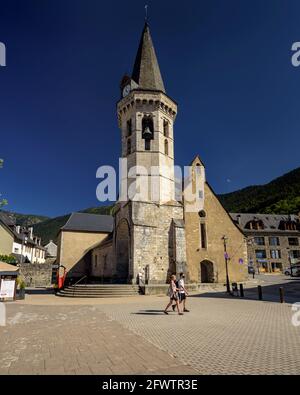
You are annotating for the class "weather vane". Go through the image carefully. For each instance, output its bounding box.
[145,5,148,22]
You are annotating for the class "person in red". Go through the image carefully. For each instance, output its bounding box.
[164,275,183,315]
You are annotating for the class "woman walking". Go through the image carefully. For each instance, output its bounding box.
[164,275,183,315]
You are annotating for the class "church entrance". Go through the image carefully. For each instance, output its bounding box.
[115,219,130,283]
[200,260,214,283]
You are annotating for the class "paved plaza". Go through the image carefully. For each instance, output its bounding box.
[0,275,300,375]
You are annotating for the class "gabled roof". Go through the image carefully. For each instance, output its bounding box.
[61,213,114,233]
[132,23,166,93]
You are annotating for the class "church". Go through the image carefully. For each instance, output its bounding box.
[57,23,248,292]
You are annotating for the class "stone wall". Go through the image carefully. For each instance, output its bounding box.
[19,263,53,287]
[57,230,109,277]
[184,158,248,284]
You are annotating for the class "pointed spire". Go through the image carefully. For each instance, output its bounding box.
[132,23,166,93]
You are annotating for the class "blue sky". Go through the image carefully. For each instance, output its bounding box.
[0,0,299,217]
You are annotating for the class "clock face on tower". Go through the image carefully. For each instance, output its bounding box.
[122,84,131,98]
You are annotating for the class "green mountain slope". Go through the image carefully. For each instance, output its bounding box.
[33,205,113,245]
[218,167,300,214]
[2,211,49,227]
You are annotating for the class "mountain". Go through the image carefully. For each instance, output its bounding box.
[1,211,49,227]
[218,167,300,214]
[5,167,300,246]
[33,205,113,245]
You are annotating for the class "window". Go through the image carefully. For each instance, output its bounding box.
[95,255,98,267]
[127,138,131,155]
[246,220,264,230]
[200,223,207,249]
[142,116,154,139]
[269,237,280,246]
[164,139,168,155]
[288,237,299,246]
[271,262,282,272]
[145,139,151,151]
[255,250,266,259]
[270,250,281,259]
[291,250,300,259]
[127,119,132,136]
[163,120,169,137]
[198,210,206,218]
[254,237,265,246]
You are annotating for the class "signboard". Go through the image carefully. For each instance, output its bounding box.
[0,280,16,300]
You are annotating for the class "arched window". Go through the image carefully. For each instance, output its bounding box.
[127,119,132,137]
[127,138,131,155]
[164,139,168,155]
[163,120,169,137]
[142,116,154,140]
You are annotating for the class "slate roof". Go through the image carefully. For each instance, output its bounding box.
[61,213,114,233]
[0,211,45,248]
[132,23,166,93]
[230,213,300,232]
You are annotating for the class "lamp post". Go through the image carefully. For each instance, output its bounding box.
[222,236,231,293]
[287,248,293,277]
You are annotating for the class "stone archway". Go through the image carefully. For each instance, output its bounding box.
[115,219,130,283]
[200,260,214,283]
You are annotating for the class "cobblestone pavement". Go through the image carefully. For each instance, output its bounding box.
[0,304,197,375]
[99,296,300,375]
[1,292,300,375]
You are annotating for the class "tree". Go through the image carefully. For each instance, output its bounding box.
[0,159,8,208]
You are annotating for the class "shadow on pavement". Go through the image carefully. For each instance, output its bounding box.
[132,309,166,315]
[25,288,55,295]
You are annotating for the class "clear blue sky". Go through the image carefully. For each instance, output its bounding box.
[0,0,299,217]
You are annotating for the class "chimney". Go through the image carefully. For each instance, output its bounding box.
[29,227,33,239]
[236,215,241,225]
[16,225,20,234]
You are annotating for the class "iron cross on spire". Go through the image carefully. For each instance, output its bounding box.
[145,5,149,23]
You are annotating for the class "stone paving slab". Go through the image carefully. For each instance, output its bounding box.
[98,296,300,375]
[0,304,197,375]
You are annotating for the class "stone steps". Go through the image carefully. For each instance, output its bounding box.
[57,284,141,298]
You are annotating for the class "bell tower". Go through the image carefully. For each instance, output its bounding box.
[118,23,177,204]
[114,23,186,285]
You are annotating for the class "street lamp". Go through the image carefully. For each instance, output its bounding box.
[222,236,231,293]
[286,247,293,278]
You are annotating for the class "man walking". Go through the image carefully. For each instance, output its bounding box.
[178,273,189,312]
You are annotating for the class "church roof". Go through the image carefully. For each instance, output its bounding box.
[61,213,113,233]
[132,23,166,93]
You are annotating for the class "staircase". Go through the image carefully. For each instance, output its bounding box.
[57,284,141,298]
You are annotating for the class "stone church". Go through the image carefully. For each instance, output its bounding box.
[57,23,248,290]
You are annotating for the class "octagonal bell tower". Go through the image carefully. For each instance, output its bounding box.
[113,23,186,285]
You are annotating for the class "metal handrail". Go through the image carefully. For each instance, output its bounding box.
[72,275,88,297]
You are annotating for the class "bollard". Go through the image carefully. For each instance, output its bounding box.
[279,287,285,304]
[258,285,263,300]
[240,284,244,298]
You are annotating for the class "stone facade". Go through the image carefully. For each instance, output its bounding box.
[19,263,53,287]
[184,158,248,284]
[230,213,300,273]
[57,230,109,278]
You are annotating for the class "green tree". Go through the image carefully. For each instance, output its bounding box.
[0,159,8,208]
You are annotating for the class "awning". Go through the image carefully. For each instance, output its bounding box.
[0,261,19,276]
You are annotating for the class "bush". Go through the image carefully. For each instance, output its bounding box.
[0,255,17,265]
